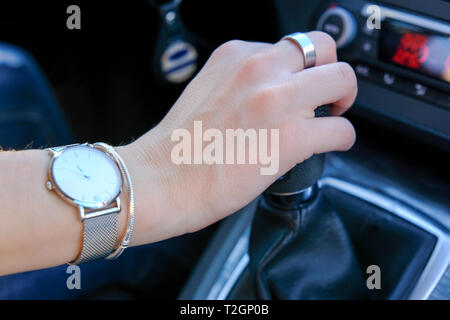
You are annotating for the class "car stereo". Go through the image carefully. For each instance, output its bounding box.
[379,20,449,83]
[315,0,450,149]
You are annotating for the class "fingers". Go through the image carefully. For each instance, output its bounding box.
[213,36,356,118]
[209,40,272,66]
[271,31,337,72]
[303,116,356,155]
[287,62,358,116]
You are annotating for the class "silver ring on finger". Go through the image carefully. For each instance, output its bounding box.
[281,32,316,69]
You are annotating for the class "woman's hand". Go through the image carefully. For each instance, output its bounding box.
[119,31,358,247]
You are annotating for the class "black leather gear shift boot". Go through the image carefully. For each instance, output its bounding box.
[245,187,436,300]
[249,191,369,299]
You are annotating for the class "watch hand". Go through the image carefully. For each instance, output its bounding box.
[56,167,90,179]
[76,164,91,179]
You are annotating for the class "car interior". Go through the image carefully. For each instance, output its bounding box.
[0,0,448,300]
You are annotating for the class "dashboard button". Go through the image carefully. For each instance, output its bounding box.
[403,81,427,97]
[382,72,396,86]
[353,64,372,78]
[321,15,344,40]
[358,38,378,57]
[413,83,428,97]
[372,71,409,92]
[317,7,357,49]
[403,81,439,104]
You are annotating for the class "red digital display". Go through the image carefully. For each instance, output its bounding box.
[380,21,450,83]
[391,32,429,70]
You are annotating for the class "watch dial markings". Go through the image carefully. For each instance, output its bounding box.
[53,146,121,206]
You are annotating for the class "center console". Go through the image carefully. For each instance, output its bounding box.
[179,0,450,300]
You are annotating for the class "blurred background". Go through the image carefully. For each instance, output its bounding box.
[0,0,280,145]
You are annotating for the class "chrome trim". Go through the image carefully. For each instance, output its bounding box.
[361,3,450,35]
[207,177,449,300]
[318,177,450,300]
[79,198,121,221]
[215,254,249,300]
[207,225,251,300]
[269,184,316,198]
[428,265,450,299]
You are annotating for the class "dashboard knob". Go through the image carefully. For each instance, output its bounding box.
[316,6,357,49]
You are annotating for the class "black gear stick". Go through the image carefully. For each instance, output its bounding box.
[180,103,438,300]
[265,104,328,206]
[247,105,369,299]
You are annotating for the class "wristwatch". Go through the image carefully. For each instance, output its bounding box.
[45,142,123,265]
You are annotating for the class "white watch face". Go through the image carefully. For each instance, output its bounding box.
[51,145,122,208]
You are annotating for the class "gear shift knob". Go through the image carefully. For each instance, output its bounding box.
[265,105,329,198]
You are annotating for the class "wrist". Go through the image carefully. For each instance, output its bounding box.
[115,141,176,247]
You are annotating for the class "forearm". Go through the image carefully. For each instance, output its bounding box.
[0,145,169,276]
[0,149,83,274]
